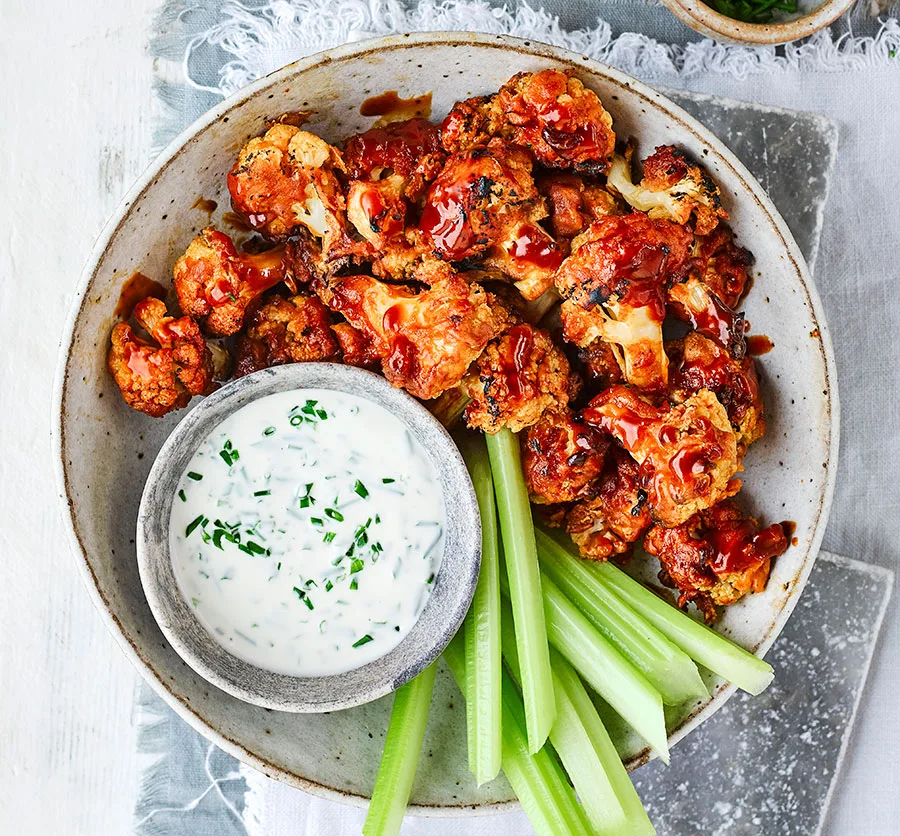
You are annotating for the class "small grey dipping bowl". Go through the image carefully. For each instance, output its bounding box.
[136,363,481,713]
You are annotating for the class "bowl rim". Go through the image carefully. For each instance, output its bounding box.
[52,30,840,815]
[136,363,481,713]
[660,0,856,45]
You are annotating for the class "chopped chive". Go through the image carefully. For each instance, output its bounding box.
[353,480,369,498]
[352,634,374,648]
[254,489,271,497]
[350,577,359,590]
[350,557,365,574]
[187,472,203,481]
[219,451,233,466]
[316,409,327,420]
[305,579,318,588]
[212,529,227,550]
[191,597,200,607]
[323,532,336,544]
[325,508,344,522]
[293,587,315,610]
[185,515,204,537]
[298,497,312,509]
[238,544,253,555]
[178,489,187,502]
[375,514,381,524]
[345,543,355,558]
[290,415,303,426]
[277,562,282,570]
[246,541,266,555]
[263,426,276,436]
[381,477,395,484]
[310,517,324,526]
[325,580,334,592]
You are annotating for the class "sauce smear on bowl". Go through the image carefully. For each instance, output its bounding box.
[169,389,445,677]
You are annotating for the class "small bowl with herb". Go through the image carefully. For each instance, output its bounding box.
[136,362,481,712]
[661,0,854,44]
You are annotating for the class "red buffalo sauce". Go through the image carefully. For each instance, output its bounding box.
[191,196,218,213]
[382,304,416,378]
[684,290,741,350]
[202,230,286,306]
[747,335,774,355]
[115,272,167,319]
[498,325,536,400]
[123,341,161,380]
[345,118,441,179]
[419,176,476,258]
[360,91,432,122]
[508,225,563,272]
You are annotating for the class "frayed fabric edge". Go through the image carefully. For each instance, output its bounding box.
[181,0,900,97]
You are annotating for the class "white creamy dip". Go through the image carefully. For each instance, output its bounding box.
[169,388,445,677]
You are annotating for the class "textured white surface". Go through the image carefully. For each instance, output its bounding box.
[0,0,156,831]
[2,2,899,835]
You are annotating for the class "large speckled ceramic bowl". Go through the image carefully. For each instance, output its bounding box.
[53,32,838,813]
[137,363,480,713]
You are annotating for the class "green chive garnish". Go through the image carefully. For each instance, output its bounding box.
[353,480,369,498]
[188,472,203,481]
[352,634,374,648]
[185,515,204,537]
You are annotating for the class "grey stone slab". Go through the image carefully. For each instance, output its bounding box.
[665,89,839,271]
[632,552,893,835]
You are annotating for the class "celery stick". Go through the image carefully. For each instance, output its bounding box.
[536,527,707,706]
[539,530,774,694]
[501,566,669,762]
[362,664,437,836]
[459,433,503,785]
[443,633,592,836]
[500,600,633,834]
[485,428,555,753]
[553,655,656,836]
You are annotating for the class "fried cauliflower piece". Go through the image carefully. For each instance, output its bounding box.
[565,445,651,560]
[690,224,753,309]
[173,228,291,336]
[523,409,610,504]
[419,140,561,299]
[556,214,693,392]
[233,293,339,378]
[323,262,509,400]
[441,70,616,173]
[343,119,445,276]
[344,118,445,202]
[462,323,579,434]
[583,385,741,527]
[537,172,620,239]
[607,144,727,236]
[644,499,789,621]
[228,124,356,263]
[577,338,625,394]
[668,331,764,452]
[497,70,616,173]
[331,322,381,369]
[108,298,214,417]
[667,276,747,358]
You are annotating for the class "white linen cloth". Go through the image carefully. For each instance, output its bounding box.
[143,2,900,833]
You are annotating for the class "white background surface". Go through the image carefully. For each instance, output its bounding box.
[1,1,898,834]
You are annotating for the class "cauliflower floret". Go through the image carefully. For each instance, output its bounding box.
[565,445,651,561]
[667,276,747,358]
[644,499,789,622]
[555,213,692,392]
[462,324,580,434]
[173,227,290,336]
[228,124,358,268]
[419,140,561,300]
[497,70,616,173]
[583,385,741,527]
[322,262,509,400]
[668,331,764,453]
[607,144,727,236]
[108,298,214,417]
[523,409,610,504]
[440,70,616,174]
[233,293,339,378]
